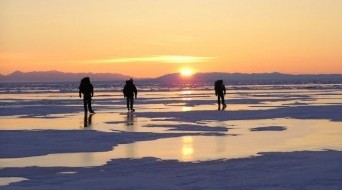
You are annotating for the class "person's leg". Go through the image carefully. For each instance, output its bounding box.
[88,99,94,113]
[221,94,227,109]
[217,95,221,109]
[83,99,88,113]
[221,94,226,106]
[130,96,134,111]
[126,97,130,110]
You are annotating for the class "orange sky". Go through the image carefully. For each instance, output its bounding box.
[1,0,342,77]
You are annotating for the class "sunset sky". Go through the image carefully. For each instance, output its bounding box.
[1,0,342,77]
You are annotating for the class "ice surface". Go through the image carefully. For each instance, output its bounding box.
[0,83,341,189]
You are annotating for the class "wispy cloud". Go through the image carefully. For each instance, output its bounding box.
[83,55,216,64]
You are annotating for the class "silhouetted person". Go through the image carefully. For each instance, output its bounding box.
[123,78,137,112]
[215,80,227,110]
[79,77,95,114]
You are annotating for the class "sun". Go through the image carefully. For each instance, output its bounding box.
[180,68,194,77]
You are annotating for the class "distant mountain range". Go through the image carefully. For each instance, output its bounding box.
[154,72,342,84]
[1,71,342,84]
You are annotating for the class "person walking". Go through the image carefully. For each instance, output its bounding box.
[123,78,137,112]
[215,79,227,110]
[79,77,95,114]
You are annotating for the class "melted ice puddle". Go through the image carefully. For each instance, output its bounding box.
[1,118,341,168]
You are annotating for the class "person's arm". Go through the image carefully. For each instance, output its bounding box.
[79,87,82,98]
[123,86,126,97]
[223,85,226,95]
[91,85,94,97]
[134,85,137,98]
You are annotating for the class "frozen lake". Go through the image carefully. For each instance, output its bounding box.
[0,84,341,189]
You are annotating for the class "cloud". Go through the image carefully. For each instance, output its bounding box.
[84,55,216,64]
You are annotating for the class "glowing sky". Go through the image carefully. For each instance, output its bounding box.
[1,0,341,77]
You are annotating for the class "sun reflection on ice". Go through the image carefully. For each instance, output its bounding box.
[181,91,193,95]
[182,136,194,161]
[181,91,193,101]
[182,107,192,112]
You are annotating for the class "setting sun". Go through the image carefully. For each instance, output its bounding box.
[180,68,195,77]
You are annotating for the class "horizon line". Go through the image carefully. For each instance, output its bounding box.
[1,70,342,78]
